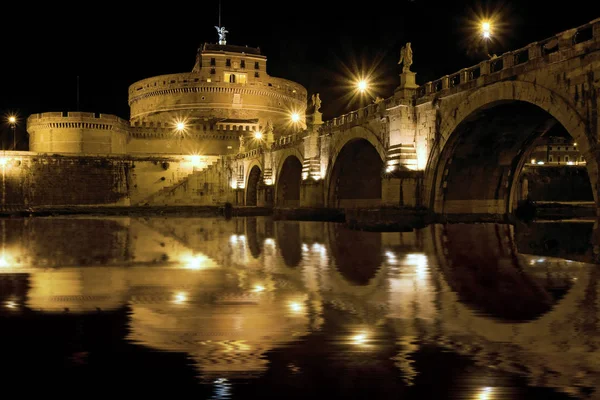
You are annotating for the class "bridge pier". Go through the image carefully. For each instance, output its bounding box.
[381,171,423,208]
[256,185,274,207]
[300,180,324,208]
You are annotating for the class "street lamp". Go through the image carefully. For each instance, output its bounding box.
[290,113,300,123]
[481,20,492,39]
[7,116,16,151]
[357,79,369,94]
[254,130,263,140]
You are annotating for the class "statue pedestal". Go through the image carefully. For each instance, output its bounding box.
[399,71,418,89]
[395,71,418,100]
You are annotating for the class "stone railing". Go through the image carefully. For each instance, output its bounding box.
[323,102,383,129]
[272,133,303,148]
[235,147,264,160]
[415,17,600,99]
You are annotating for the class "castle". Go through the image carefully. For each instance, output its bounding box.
[27,33,308,157]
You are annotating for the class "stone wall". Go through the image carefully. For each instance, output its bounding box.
[0,153,228,208]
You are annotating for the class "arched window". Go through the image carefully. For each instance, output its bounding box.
[565,155,569,162]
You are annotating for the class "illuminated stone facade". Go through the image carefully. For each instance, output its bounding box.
[28,112,129,154]
[26,42,307,157]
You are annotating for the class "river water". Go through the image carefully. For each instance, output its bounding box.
[0,216,598,398]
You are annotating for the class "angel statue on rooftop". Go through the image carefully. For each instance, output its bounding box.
[215,26,228,45]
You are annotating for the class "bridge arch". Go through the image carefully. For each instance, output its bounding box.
[245,161,262,206]
[325,126,386,208]
[426,80,598,214]
[275,150,303,207]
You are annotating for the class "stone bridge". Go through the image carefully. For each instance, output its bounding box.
[231,17,600,218]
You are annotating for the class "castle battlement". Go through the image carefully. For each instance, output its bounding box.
[28,112,130,128]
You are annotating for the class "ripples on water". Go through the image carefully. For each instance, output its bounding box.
[0,217,598,398]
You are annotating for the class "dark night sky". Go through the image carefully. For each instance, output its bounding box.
[1,1,599,148]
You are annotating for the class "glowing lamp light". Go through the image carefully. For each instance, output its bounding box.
[537,161,545,165]
[567,161,575,165]
[188,155,205,168]
[253,284,266,293]
[0,157,8,167]
[0,256,10,268]
[264,178,273,186]
[254,131,263,140]
[184,254,207,270]
[290,113,301,123]
[351,331,369,346]
[8,116,17,124]
[231,181,238,189]
[574,142,577,146]
[481,20,492,39]
[175,121,186,131]
[530,159,536,164]
[357,79,369,93]
[288,301,304,314]
[478,387,493,400]
[173,291,188,304]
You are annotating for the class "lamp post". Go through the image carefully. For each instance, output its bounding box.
[8,116,16,151]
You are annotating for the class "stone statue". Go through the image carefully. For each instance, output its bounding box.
[315,93,321,112]
[266,119,274,135]
[398,42,413,73]
[311,93,322,113]
[215,26,229,45]
[238,133,245,148]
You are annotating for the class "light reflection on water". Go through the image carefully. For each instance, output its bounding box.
[0,216,597,398]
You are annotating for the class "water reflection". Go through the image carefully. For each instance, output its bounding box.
[0,216,597,398]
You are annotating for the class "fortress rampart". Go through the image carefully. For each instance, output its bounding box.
[28,112,130,154]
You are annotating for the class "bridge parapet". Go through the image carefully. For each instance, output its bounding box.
[272,133,304,149]
[415,17,600,101]
[322,102,384,131]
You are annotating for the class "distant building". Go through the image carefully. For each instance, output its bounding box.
[526,136,586,166]
[27,34,307,157]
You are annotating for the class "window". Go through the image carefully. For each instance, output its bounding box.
[207,78,211,82]
[226,59,231,67]
[581,156,585,162]
[565,155,569,162]
[549,156,553,162]
[210,68,216,75]
[557,156,561,162]
[210,58,216,66]
[225,72,246,84]
[557,147,561,150]
[255,72,260,78]
[241,60,245,69]
[255,61,260,69]
[548,146,552,150]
